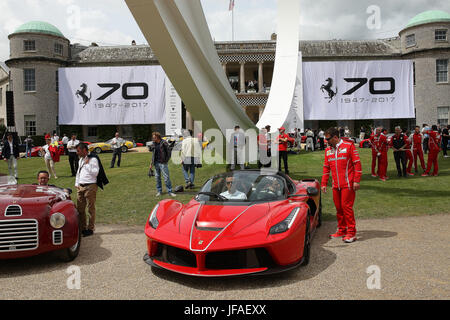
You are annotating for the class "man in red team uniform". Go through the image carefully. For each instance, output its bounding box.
[410,126,426,174]
[369,127,381,177]
[422,125,441,176]
[404,133,414,176]
[376,128,389,181]
[321,128,362,243]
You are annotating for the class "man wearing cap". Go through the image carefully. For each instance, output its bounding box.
[276,127,294,174]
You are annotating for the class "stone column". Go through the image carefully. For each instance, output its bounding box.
[239,62,245,93]
[258,61,264,93]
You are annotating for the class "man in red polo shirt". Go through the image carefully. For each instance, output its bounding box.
[369,127,381,177]
[277,127,294,174]
[410,126,426,174]
[422,125,441,176]
[377,128,389,181]
[321,127,362,243]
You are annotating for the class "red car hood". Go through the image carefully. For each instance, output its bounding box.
[154,200,273,251]
[0,184,66,212]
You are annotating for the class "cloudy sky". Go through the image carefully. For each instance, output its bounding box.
[1,0,449,62]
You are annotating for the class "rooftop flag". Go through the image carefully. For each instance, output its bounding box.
[229,0,234,11]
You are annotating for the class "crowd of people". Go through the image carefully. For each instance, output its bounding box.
[369,124,448,180]
[1,122,448,242]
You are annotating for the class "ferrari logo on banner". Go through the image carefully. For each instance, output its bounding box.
[58,66,167,125]
[302,60,415,120]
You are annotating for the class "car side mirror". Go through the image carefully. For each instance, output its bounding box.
[307,187,319,197]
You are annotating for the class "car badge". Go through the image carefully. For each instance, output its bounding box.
[198,240,204,245]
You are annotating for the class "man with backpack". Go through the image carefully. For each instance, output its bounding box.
[149,132,176,197]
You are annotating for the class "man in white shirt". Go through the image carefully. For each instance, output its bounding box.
[220,176,247,200]
[110,132,122,168]
[230,125,245,170]
[62,134,69,155]
[181,129,201,189]
[75,143,99,237]
[67,134,80,177]
[51,132,59,144]
[2,133,19,179]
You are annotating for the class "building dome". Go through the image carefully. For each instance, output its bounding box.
[405,10,450,29]
[11,21,65,38]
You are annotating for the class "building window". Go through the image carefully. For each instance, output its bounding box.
[23,40,36,51]
[437,106,449,126]
[54,43,63,55]
[23,69,36,92]
[88,126,97,137]
[435,29,447,41]
[436,59,448,83]
[406,34,415,47]
[24,115,36,136]
[55,70,59,92]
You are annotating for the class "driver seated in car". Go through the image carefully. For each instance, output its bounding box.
[220,176,247,200]
[34,170,72,197]
[264,177,283,197]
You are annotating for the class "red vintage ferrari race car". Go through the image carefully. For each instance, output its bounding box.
[144,170,322,277]
[0,177,81,261]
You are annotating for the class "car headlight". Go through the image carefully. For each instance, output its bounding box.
[50,212,66,229]
[269,208,300,235]
[149,204,160,229]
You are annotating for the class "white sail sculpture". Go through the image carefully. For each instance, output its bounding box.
[124,0,302,135]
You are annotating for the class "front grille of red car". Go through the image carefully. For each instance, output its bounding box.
[205,248,276,270]
[0,219,39,252]
[153,243,197,268]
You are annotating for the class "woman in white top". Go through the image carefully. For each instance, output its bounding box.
[41,138,57,179]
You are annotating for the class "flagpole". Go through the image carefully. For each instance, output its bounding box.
[232,3,235,41]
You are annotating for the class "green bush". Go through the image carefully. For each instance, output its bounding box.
[97,125,117,141]
[59,125,84,140]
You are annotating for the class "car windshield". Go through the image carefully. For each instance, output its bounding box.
[196,171,286,203]
[0,175,17,186]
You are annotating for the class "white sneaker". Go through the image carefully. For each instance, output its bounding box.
[168,192,177,197]
[156,192,161,197]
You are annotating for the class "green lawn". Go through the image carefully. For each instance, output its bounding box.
[1,148,449,226]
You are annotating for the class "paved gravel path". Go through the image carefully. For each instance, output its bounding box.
[0,214,448,300]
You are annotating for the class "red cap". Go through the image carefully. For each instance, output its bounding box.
[279,127,285,131]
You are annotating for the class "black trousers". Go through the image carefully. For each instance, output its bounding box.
[423,137,429,154]
[443,139,448,156]
[394,151,407,177]
[319,138,325,150]
[111,148,122,168]
[278,150,289,174]
[68,152,79,176]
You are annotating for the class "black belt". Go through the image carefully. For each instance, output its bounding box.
[79,183,95,187]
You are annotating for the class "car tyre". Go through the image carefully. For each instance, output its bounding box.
[300,216,311,267]
[94,147,102,154]
[58,225,81,262]
[121,145,128,153]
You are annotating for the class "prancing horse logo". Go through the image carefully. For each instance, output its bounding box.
[320,78,338,103]
[75,83,92,108]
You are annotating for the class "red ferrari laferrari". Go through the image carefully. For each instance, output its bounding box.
[144,170,322,277]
